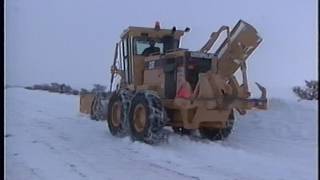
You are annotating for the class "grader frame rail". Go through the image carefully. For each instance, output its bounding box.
[80,20,267,144]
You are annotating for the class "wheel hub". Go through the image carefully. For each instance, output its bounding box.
[133,104,146,133]
[111,102,121,127]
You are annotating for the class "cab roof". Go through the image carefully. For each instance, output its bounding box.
[120,26,185,40]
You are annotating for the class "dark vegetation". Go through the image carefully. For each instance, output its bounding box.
[292,80,318,100]
[25,83,108,96]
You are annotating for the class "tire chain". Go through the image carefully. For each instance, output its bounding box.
[141,91,170,144]
[216,112,235,140]
[118,89,133,135]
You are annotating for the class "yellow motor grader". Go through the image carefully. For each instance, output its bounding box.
[80,20,267,144]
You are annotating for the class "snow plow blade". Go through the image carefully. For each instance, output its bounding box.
[79,94,95,115]
[80,92,110,120]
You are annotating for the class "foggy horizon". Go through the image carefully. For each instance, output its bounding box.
[5,0,318,93]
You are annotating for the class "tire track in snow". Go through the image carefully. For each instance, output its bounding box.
[148,163,200,180]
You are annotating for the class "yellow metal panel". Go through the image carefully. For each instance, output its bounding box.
[79,94,95,114]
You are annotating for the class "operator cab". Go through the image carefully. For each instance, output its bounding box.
[134,35,179,56]
[117,22,188,86]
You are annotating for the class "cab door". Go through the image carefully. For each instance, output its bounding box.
[120,37,132,84]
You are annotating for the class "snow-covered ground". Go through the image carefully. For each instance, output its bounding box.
[5,88,318,180]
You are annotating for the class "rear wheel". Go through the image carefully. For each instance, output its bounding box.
[129,92,168,144]
[199,110,235,141]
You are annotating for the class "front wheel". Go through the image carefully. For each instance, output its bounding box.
[106,90,132,137]
[129,92,168,144]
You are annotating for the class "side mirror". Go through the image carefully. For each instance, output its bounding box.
[184,27,190,32]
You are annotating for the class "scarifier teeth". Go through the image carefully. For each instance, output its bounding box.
[255,82,266,99]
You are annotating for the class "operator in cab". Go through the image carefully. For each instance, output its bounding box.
[142,39,160,56]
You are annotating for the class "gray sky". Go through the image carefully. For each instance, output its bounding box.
[5,0,318,94]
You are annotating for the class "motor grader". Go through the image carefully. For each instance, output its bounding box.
[80,20,267,144]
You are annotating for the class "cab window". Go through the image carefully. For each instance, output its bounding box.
[134,39,164,55]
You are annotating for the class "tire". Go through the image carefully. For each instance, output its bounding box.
[129,91,168,144]
[199,110,235,141]
[107,90,132,137]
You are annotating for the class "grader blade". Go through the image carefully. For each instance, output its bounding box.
[79,94,95,114]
